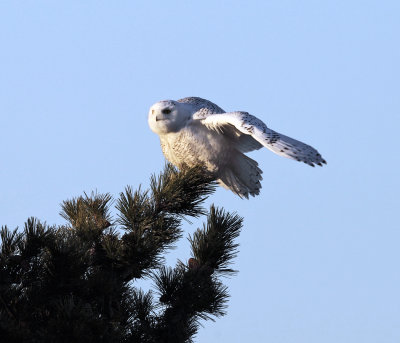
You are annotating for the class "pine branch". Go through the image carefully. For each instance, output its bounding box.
[114,164,217,280]
[0,226,22,256]
[116,186,151,231]
[150,163,217,218]
[150,206,243,342]
[127,289,156,342]
[115,185,181,279]
[189,205,243,276]
[60,192,113,234]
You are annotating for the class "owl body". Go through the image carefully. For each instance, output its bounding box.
[159,123,233,173]
[148,97,326,198]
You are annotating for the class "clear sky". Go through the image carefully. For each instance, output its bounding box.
[1,1,399,342]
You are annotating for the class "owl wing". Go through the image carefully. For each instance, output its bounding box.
[177,97,263,153]
[200,111,327,167]
[177,97,225,118]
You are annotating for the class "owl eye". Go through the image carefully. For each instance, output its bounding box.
[162,108,171,115]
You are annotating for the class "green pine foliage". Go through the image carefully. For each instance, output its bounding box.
[0,165,243,343]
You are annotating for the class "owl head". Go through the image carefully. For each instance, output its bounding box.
[148,100,192,134]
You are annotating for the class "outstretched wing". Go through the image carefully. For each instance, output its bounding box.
[178,97,264,153]
[201,111,327,167]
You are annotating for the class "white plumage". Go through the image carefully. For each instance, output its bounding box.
[148,97,326,198]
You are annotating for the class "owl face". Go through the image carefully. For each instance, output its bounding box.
[148,100,191,134]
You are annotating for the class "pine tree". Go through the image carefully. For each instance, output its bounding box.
[0,165,243,343]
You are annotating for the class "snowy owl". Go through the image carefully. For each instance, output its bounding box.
[148,97,326,198]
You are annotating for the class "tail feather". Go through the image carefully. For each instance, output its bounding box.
[218,153,263,198]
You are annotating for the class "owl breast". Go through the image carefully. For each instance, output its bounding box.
[159,124,234,173]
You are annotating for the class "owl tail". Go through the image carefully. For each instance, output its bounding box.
[218,153,263,199]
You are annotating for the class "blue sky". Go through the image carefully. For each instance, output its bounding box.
[1,1,399,342]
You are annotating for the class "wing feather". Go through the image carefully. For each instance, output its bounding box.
[201,112,327,167]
